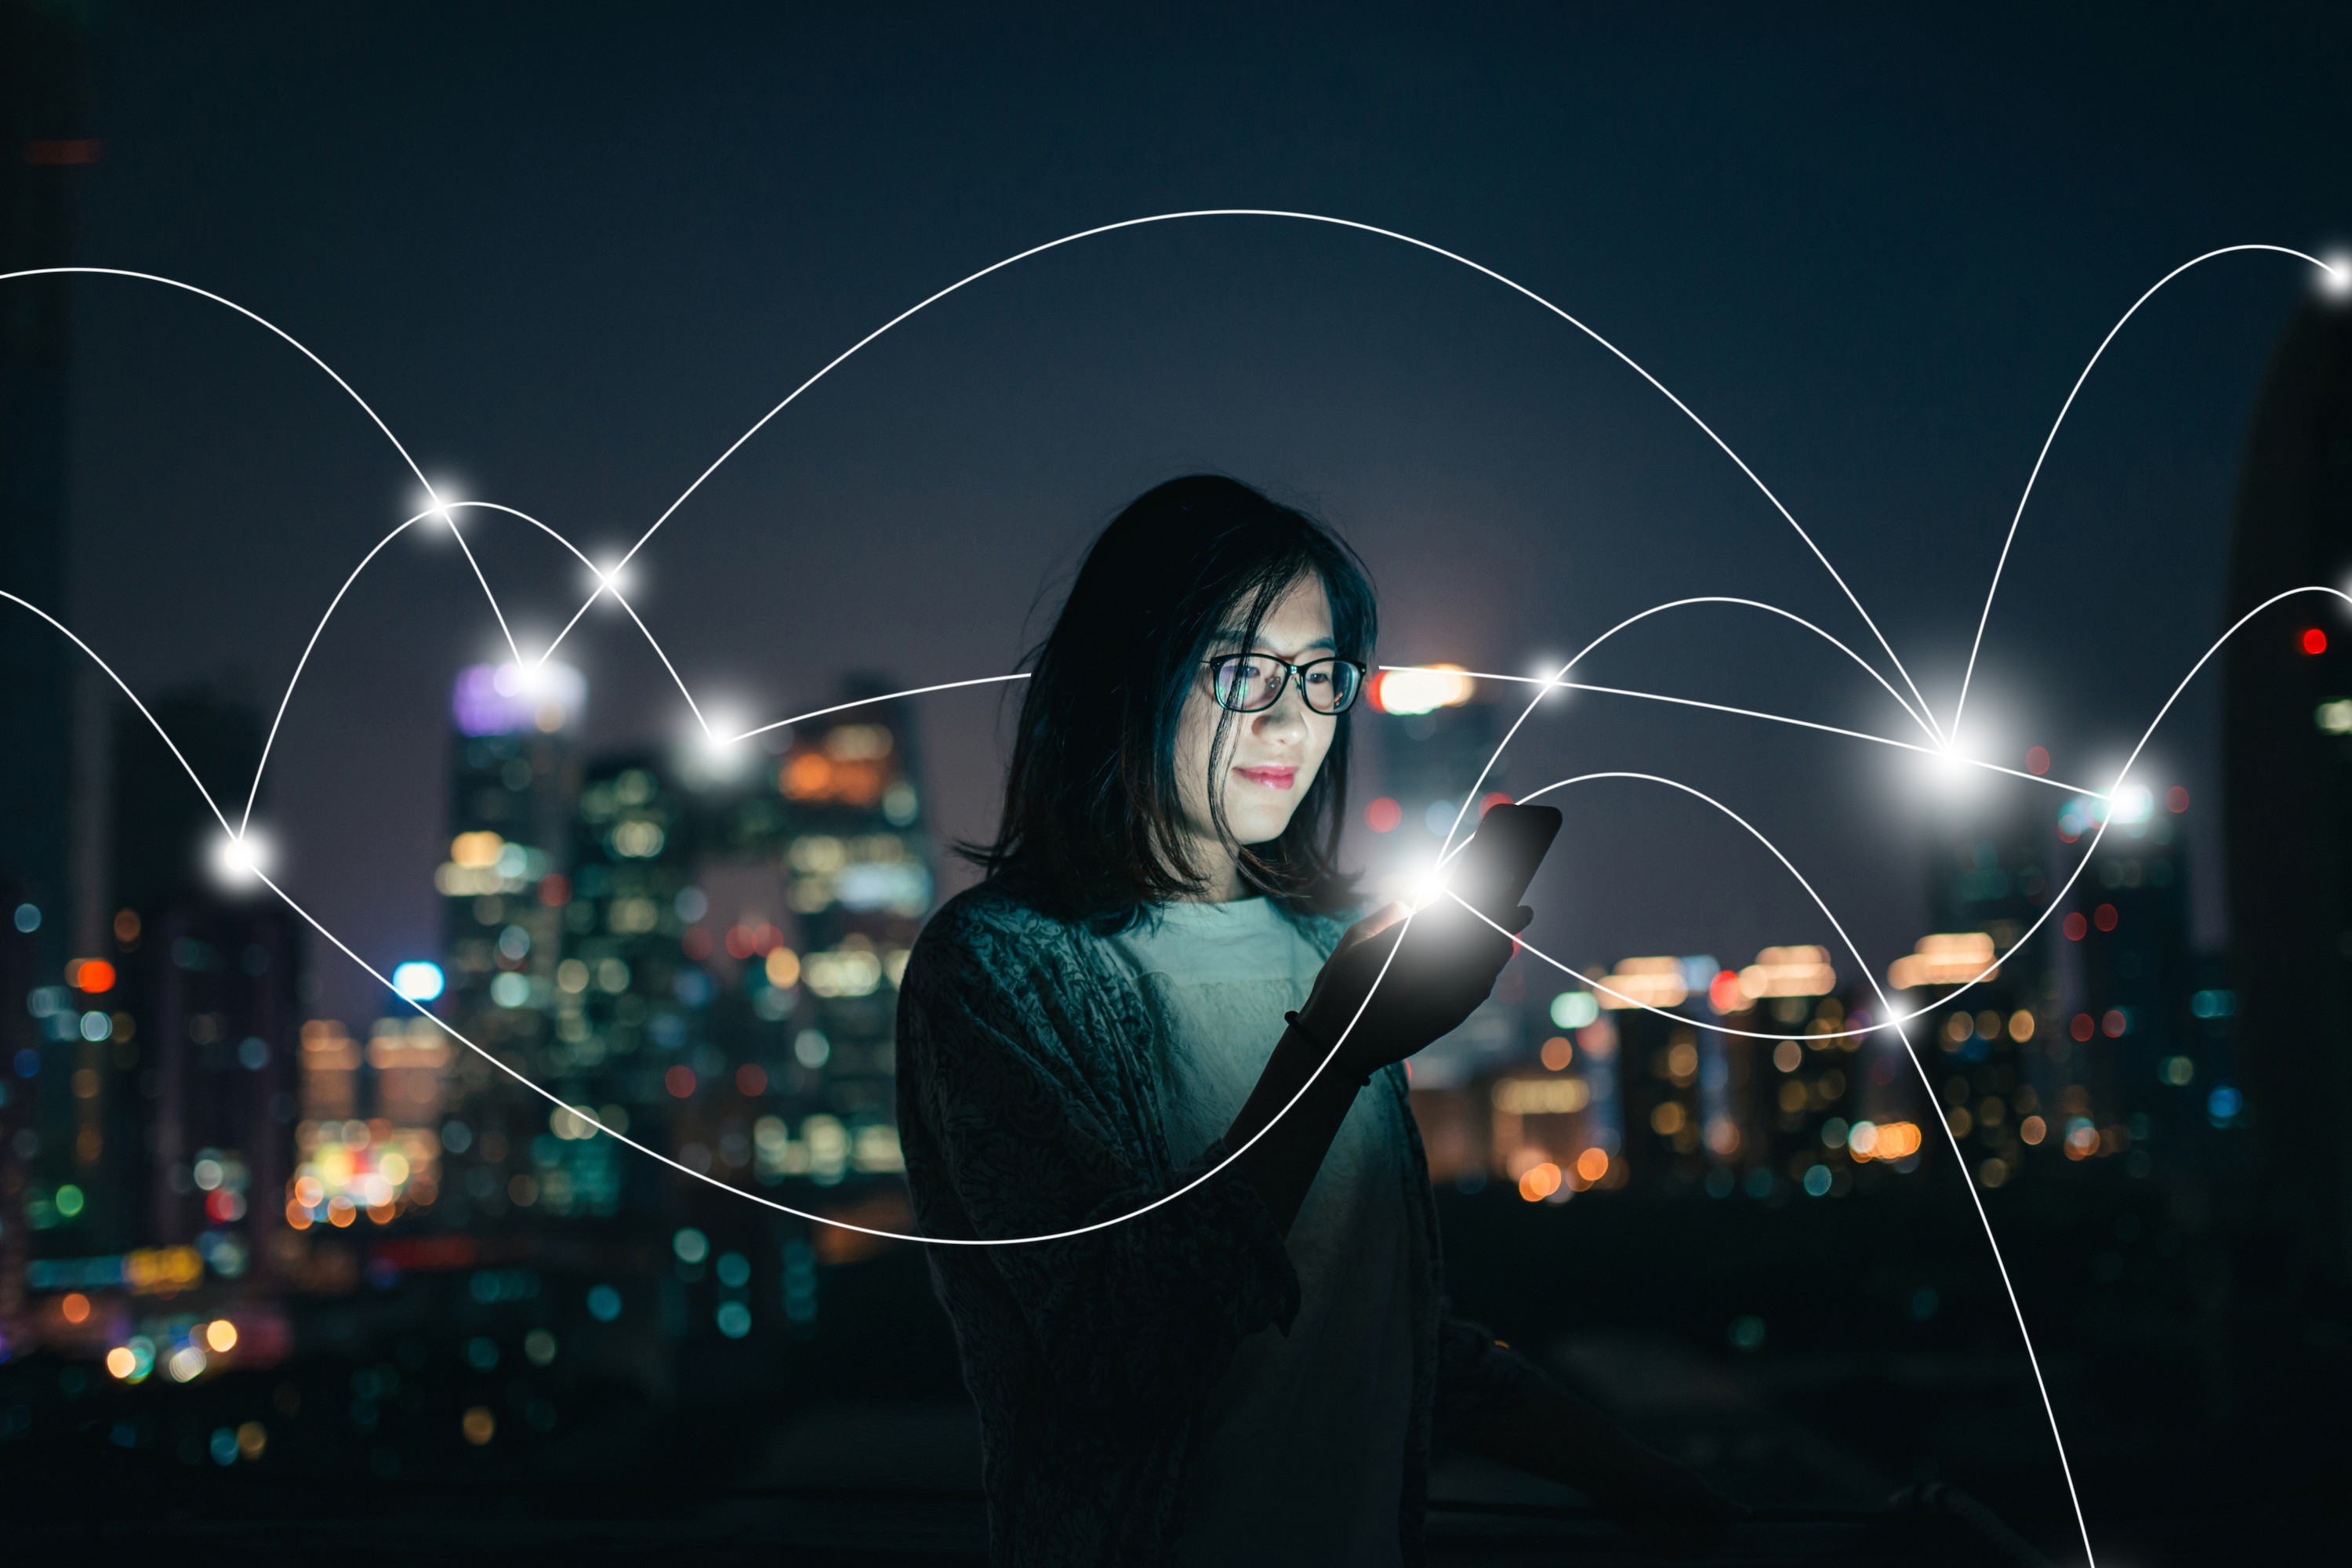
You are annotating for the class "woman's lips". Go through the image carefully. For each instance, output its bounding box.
[1235,765,1298,790]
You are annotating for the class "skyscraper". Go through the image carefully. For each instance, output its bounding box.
[430,661,583,1229]
[2223,292,2352,1287]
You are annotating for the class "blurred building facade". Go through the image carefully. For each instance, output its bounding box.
[2224,292,2352,1290]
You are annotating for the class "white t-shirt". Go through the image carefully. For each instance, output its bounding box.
[1110,897,1419,1568]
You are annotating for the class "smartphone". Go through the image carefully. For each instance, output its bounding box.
[1434,802,1561,925]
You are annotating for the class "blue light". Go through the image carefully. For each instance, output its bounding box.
[2190,989,2237,1019]
[2206,1084,2243,1124]
[1425,800,1456,835]
[390,961,445,1002]
[586,1284,622,1323]
[11,902,38,933]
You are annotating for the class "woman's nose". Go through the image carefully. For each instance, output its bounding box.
[1253,686,1308,742]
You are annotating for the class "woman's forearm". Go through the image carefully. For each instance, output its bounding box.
[1223,1022,1361,1235]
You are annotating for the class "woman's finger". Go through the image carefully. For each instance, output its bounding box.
[1343,901,1408,949]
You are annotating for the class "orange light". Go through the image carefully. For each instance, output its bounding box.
[781,752,833,799]
[462,1406,496,1445]
[328,1197,355,1228]
[1575,1147,1609,1183]
[205,1319,238,1353]
[1517,1162,1562,1202]
[106,1347,138,1379]
[1539,1036,1573,1072]
[285,1200,312,1230]
[60,1292,91,1324]
[70,958,115,993]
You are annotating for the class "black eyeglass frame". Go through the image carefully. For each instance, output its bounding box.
[1203,652,1369,716]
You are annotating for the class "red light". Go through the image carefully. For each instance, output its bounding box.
[735,1063,768,1096]
[724,926,756,960]
[2303,628,2328,655]
[2025,746,2050,776]
[1478,792,1515,817]
[1364,797,1403,833]
[2071,1013,2095,1042]
[681,926,713,960]
[2063,912,2088,942]
[2166,786,2189,814]
[665,1065,695,1098]
[70,959,115,993]
[2102,1009,2127,1038]
[538,873,570,907]
[755,924,783,956]
[2094,903,2118,932]
[1708,970,1744,1014]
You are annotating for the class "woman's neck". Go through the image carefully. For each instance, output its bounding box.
[1175,839,1249,902]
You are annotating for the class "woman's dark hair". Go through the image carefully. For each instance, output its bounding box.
[966,474,1377,927]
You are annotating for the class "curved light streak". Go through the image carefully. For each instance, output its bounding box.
[1949,244,2337,747]
[531,211,1940,732]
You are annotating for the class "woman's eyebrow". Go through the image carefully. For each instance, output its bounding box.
[1213,628,1338,654]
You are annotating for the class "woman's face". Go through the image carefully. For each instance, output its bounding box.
[1171,574,1341,888]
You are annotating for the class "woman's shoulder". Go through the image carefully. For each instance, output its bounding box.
[906,873,1110,989]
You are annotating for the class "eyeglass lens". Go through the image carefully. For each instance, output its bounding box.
[1210,655,1360,713]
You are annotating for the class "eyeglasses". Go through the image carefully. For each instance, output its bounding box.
[1205,652,1367,715]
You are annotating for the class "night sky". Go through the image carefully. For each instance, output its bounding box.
[49,2,2350,1028]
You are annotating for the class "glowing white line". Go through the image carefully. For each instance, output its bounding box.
[1950,244,2336,746]
[0,267,431,491]
[1444,782,2097,1564]
[1389,665,2102,797]
[1,591,237,842]
[531,212,1941,724]
[2,583,1416,1252]
[241,500,699,829]
[242,509,437,833]
[0,580,1414,1251]
[441,516,523,669]
[731,673,1034,742]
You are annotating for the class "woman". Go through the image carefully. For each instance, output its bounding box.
[895,475,1730,1566]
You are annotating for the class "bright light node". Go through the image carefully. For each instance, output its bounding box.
[1374,664,1474,716]
[592,557,630,596]
[391,961,446,1003]
[209,832,270,888]
[2320,252,2352,300]
[2110,782,2154,825]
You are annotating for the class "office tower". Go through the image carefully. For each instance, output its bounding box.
[2224,293,2352,1286]
[0,0,94,1331]
[24,687,306,1298]
[431,661,583,1227]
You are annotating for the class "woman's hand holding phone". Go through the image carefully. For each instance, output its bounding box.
[1297,898,1530,1079]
